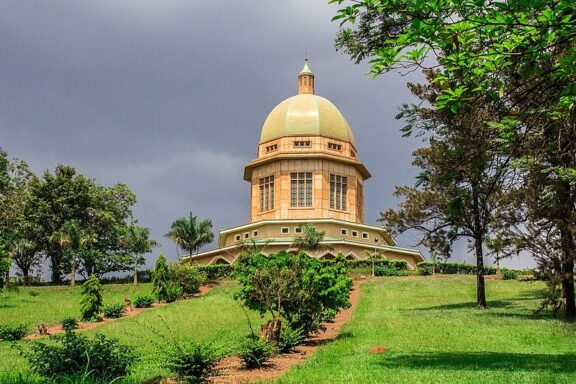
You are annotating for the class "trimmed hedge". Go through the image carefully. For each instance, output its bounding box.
[417,261,497,275]
[348,259,409,270]
[197,264,234,281]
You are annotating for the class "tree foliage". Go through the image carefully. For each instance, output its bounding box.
[80,275,103,322]
[234,251,352,338]
[165,212,214,257]
[152,253,171,302]
[290,224,329,252]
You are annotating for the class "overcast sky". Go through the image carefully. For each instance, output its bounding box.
[0,1,528,270]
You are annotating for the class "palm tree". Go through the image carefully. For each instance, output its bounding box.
[52,220,97,287]
[291,224,329,253]
[164,212,214,258]
[121,224,159,285]
[363,250,385,277]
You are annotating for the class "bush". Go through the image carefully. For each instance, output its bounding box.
[61,317,78,332]
[347,259,409,270]
[501,269,519,280]
[417,261,497,275]
[278,325,305,353]
[238,335,276,369]
[152,254,170,302]
[197,264,234,281]
[80,275,103,322]
[28,291,40,297]
[169,263,206,296]
[103,303,125,319]
[133,295,155,308]
[0,324,28,341]
[21,330,136,380]
[235,252,352,337]
[166,339,224,384]
[165,282,184,303]
[374,266,409,277]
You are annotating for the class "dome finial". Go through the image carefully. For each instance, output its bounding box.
[298,56,314,94]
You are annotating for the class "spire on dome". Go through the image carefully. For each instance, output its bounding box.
[298,58,315,94]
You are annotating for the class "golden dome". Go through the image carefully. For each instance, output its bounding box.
[259,94,356,147]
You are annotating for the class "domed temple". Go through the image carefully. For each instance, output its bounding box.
[186,60,424,268]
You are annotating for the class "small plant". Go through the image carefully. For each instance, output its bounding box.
[152,254,170,301]
[21,330,136,380]
[165,282,184,303]
[133,295,155,308]
[501,269,519,280]
[28,290,40,297]
[238,335,276,369]
[166,339,224,384]
[103,303,125,318]
[374,266,409,277]
[0,324,29,341]
[80,275,103,322]
[278,325,305,353]
[61,317,79,332]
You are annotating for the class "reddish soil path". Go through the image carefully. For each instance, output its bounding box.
[25,284,214,340]
[212,279,364,384]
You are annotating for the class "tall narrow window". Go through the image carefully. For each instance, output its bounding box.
[259,175,275,212]
[330,174,348,210]
[290,172,313,207]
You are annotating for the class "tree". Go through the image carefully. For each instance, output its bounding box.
[331,0,576,317]
[164,212,214,258]
[234,251,352,341]
[120,224,159,285]
[80,275,103,321]
[379,73,514,309]
[0,245,11,292]
[52,220,97,287]
[362,250,385,277]
[8,239,42,285]
[152,253,170,302]
[290,224,328,252]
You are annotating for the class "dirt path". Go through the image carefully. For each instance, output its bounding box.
[25,284,214,340]
[212,279,364,384]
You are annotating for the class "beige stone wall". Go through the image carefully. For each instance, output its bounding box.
[249,158,364,223]
[191,241,420,270]
[221,221,391,248]
[258,136,357,160]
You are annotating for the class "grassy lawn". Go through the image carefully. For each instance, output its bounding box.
[1,276,574,383]
[274,275,576,384]
[0,281,262,381]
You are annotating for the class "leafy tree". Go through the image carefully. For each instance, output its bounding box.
[0,245,11,292]
[7,239,42,285]
[80,275,103,321]
[331,0,576,318]
[290,224,328,252]
[235,251,352,340]
[152,253,170,302]
[363,250,385,277]
[165,212,214,258]
[120,224,159,285]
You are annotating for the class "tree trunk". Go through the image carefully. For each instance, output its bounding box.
[260,318,282,342]
[50,254,62,284]
[496,258,501,276]
[475,235,487,309]
[70,259,76,287]
[559,222,576,320]
[22,266,30,286]
[134,263,138,286]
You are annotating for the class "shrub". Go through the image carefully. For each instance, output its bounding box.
[169,263,206,296]
[61,317,78,332]
[238,335,276,369]
[417,261,497,275]
[418,263,434,275]
[0,324,28,341]
[235,251,352,337]
[103,303,125,319]
[21,330,136,380]
[278,325,305,353]
[28,290,40,297]
[501,269,519,280]
[197,264,234,281]
[166,339,224,384]
[165,282,184,303]
[152,254,170,301]
[374,266,409,277]
[80,275,103,322]
[133,295,155,308]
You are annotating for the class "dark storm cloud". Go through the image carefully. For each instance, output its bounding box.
[0,1,524,269]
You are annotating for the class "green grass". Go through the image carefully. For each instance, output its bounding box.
[2,276,575,383]
[0,281,262,382]
[273,275,576,384]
